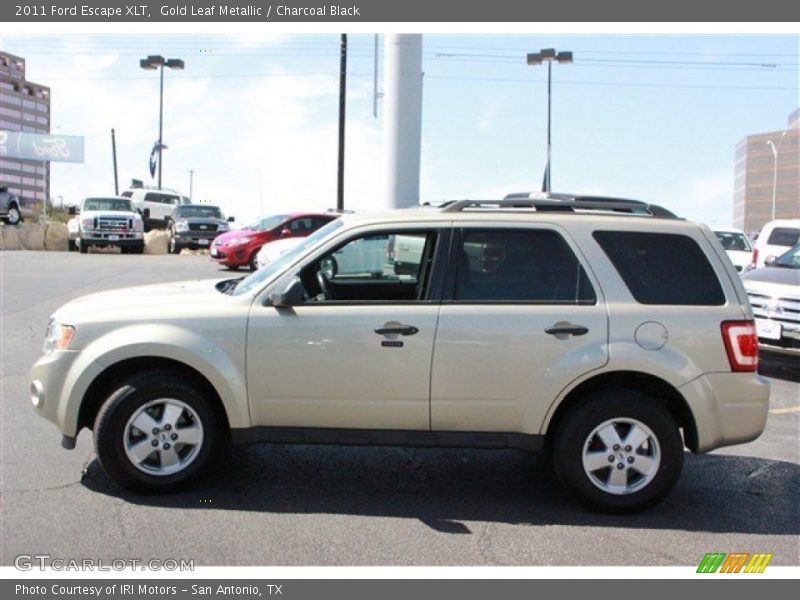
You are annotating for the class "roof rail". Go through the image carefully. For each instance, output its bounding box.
[440,193,678,219]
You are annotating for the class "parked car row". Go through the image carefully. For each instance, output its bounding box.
[742,243,800,364]
[712,219,800,274]
[711,221,800,366]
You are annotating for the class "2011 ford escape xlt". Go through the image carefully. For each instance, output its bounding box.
[30,193,770,513]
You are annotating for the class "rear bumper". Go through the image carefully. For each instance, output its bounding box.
[678,372,770,453]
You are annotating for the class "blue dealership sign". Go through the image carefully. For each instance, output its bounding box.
[0,131,84,163]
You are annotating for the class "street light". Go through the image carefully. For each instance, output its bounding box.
[766,131,787,221]
[527,48,573,192]
[140,55,185,190]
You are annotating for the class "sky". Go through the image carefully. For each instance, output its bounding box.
[2,33,798,226]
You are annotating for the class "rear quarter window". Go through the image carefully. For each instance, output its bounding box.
[766,227,800,247]
[593,231,725,306]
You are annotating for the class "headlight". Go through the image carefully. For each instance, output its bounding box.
[175,221,189,232]
[227,237,251,246]
[43,320,75,353]
[133,217,144,232]
[218,222,230,232]
[81,218,94,230]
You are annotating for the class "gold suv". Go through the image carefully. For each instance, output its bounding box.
[30,194,770,513]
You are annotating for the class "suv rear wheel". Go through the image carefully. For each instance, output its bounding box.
[93,370,223,492]
[552,389,683,513]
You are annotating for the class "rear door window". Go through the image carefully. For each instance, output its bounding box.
[452,228,596,304]
[593,231,724,305]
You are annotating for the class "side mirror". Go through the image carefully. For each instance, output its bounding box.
[269,277,307,307]
[764,255,776,266]
[68,206,77,216]
[227,216,235,222]
[142,208,151,219]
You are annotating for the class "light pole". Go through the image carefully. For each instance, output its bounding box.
[140,55,185,190]
[527,48,573,192]
[766,131,787,221]
[187,169,194,201]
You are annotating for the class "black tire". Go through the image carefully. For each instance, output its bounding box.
[79,240,88,254]
[552,389,683,514]
[133,243,145,255]
[248,250,259,271]
[68,239,77,252]
[6,204,21,225]
[93,370,224,493]
[169,231,180,254]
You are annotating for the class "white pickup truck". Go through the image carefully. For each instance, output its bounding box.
[67,197,146,254]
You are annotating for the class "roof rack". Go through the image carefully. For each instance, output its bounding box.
[439,193,678,219]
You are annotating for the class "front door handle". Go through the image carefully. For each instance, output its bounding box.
[545,323,589,337]
[374,325,419,336]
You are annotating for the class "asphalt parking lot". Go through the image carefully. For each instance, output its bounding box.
[1,251,798,567]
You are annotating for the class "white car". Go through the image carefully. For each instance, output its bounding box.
[121,186,189,230]
[67,197,145,254]
[255,237,303,269]
[711,227,753,273]
[751,219,800,269]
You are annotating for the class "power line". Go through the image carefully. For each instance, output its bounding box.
[32,70,797,91]
[425,74,797,91]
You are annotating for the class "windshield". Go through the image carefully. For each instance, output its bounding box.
[246,214,289,232]
[773,244,800,269]
[714,231,752,252]
[232,219,344,296]
[83,198,134,212]
[175,205,222,219]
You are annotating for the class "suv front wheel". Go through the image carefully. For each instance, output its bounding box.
[93,370,223,492]
[553,389,684,513]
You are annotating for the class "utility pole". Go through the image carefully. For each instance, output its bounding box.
[383,34,423,209]
[337,34,347,211]
[111,128,119,196]
[527,48,573,192]
[187,169,194,201]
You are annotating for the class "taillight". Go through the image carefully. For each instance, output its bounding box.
[721,320,758,372]
[751,247,759,268]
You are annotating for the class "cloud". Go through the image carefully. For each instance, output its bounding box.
[655,171,734,226]
[30,37,383,223]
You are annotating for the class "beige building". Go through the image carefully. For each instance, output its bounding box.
[733,109,800,236]
[0,51,51,214]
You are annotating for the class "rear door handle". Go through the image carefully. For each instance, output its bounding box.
[545,323,589,337]
[374,325,419,336]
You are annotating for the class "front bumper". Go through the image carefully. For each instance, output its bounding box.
[174,231,219,249]
[678,372,770,453]
[754,317,800,357]
[210,245,250,266]
[81,231,143,246]
[30,349,104,444]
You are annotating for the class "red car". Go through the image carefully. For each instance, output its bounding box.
[210,212,338,270]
